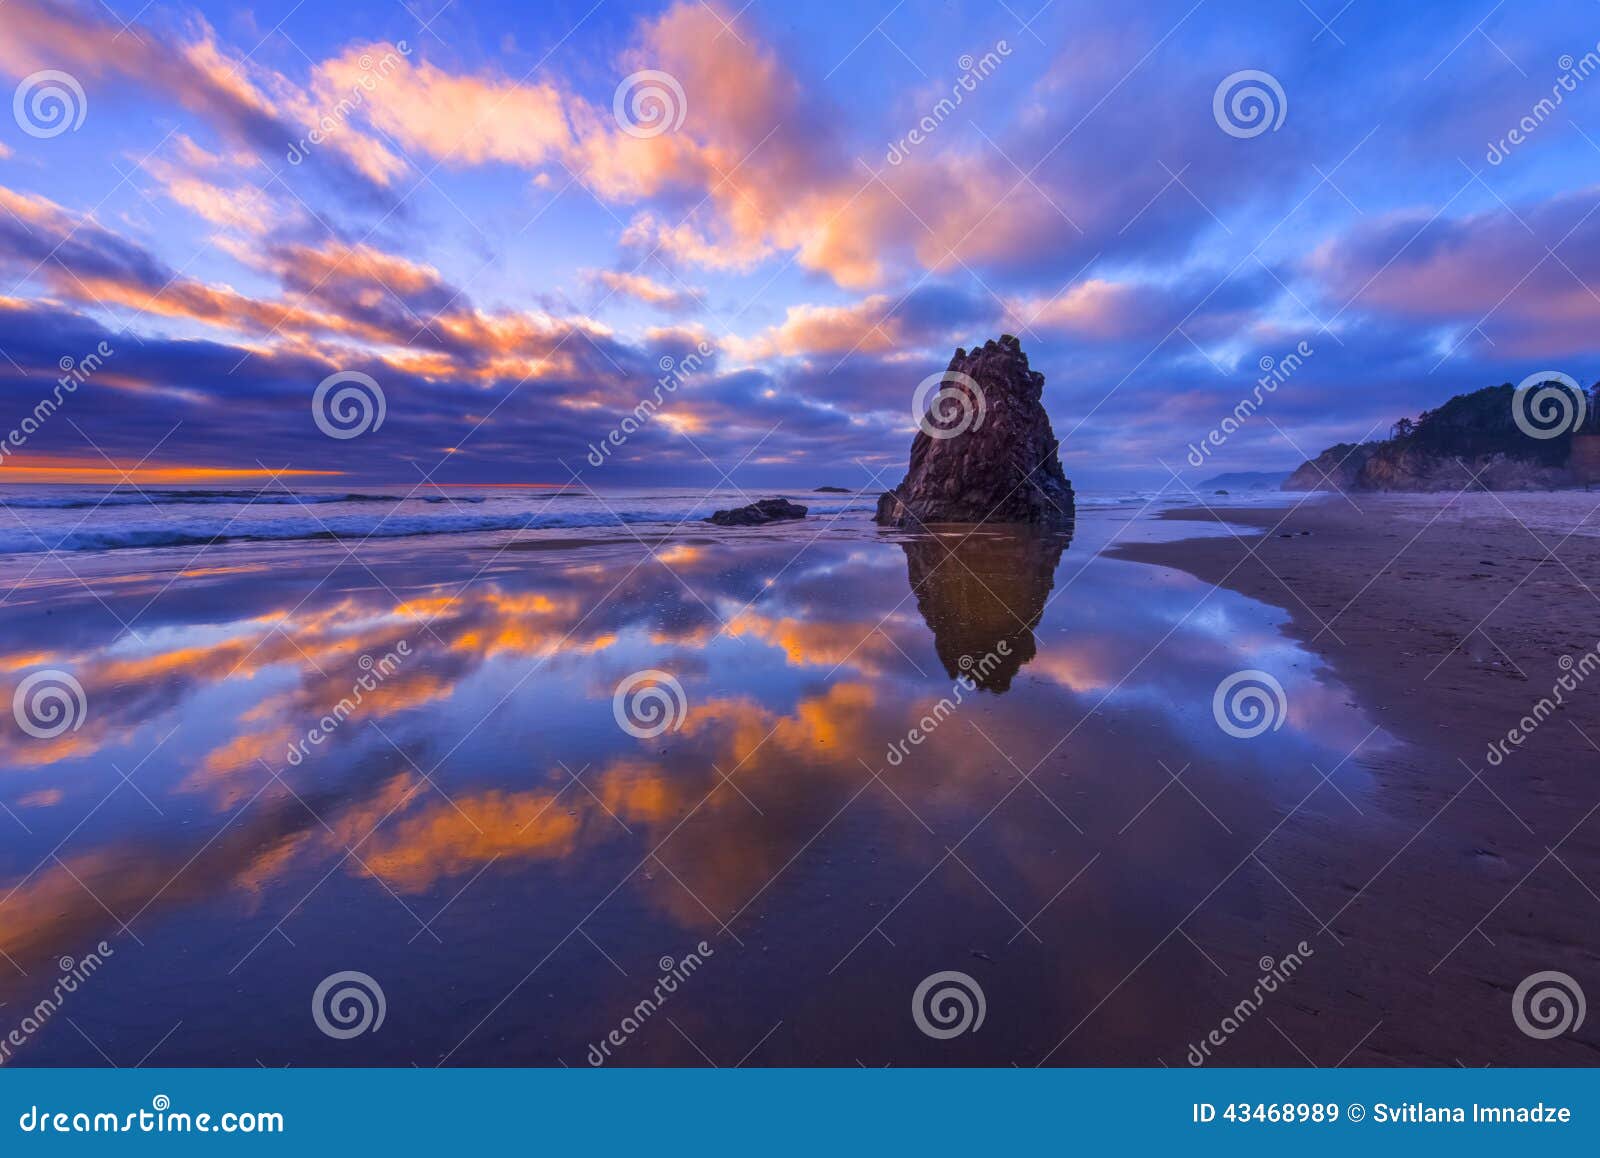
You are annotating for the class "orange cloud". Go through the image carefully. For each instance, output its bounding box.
[309,43,571,175]
[590,6,1074,289]
[587,268,704,312]
[165,177,273,233]
[144,155,275,233]
[1006,278,1144,338]
[0,184,621,386]
[728,294,910,361]
[0,4,284,155]
[3,0,1076,296]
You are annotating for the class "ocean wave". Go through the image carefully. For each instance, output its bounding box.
[0,503,879,555]
[0,485,1277,556]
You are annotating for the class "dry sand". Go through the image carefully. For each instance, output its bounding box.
[1110,492,1600,1065]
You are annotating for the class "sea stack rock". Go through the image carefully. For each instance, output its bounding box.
[874,335,1074,529]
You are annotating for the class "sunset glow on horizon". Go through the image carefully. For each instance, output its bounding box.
[0,456,344,485]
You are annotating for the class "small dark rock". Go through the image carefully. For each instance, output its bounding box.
[706,498,808,526]
[813,486,850,493]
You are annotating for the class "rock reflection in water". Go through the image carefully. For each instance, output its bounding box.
[897,527,1071,692]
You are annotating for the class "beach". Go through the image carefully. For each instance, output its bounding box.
[0,488,1596,1065]
[1114,492,1600,1064]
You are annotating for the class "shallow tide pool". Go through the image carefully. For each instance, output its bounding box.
[0,505,1387,1065]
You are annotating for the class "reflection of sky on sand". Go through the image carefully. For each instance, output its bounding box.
[0,511,1390,1064]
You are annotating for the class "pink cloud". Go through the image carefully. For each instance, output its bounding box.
[0,185,621,384]
[1,0,1086,292]
[0,3,284,155]
[1309,189,1600,356]
[585,268,704,312]
[306,44,570,176]
[730,295,915,361]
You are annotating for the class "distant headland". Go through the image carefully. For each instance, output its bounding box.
[1286,378,1600,492]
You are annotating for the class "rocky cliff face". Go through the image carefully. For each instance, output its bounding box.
[1283,443,1376,491]
[1356,446,1571,491]
[1285,441,1574,492]
[875,336,1075,528]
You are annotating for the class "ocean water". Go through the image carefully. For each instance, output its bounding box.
[0,498,1405,1066]
[0,483,1300,556]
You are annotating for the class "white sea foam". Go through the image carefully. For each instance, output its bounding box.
[0,484,1297,556]
[0,486,877,555]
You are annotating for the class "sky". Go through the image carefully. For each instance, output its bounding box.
[0,0,1597,490]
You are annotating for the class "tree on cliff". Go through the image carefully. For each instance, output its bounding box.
[1403,382,1580,466]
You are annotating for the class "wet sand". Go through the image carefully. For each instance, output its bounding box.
[1110,494,1600,1065]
